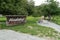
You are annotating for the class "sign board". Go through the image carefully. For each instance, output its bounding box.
[6,15,26,26]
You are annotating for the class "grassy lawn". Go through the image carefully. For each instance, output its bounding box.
[0,16,60,39]
[0,16,6,22]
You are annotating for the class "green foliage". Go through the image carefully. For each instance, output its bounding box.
[0,0,60,17]
[32,6,42,17]
[0,0,28,15]
[48,0,59,15]
[26,0,34,16]
[37,0,59,17]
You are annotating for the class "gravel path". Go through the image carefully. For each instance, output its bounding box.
[0,30,47,40]
[38,20,60,32]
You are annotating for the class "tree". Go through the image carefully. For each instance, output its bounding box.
[40,0,59,20]
[26,0,35,16]
[0,0,28,15]
[32,6,42,17]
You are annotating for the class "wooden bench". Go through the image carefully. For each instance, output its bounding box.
[6,15,26,26]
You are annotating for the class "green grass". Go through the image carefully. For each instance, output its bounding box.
[0,16,60,39]
[0,16,6,22]
[52,16,60,25]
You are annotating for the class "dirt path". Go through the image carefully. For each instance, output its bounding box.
[38,20,60,32]
[0,30,48,40]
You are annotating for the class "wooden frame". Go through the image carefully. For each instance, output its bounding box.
[6,15,26,26]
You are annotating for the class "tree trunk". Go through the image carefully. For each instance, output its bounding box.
[48,15,51,21]
[44,15,46,20]
[44,16,46,20]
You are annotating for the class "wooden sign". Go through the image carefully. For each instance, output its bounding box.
[6,15,26,26]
